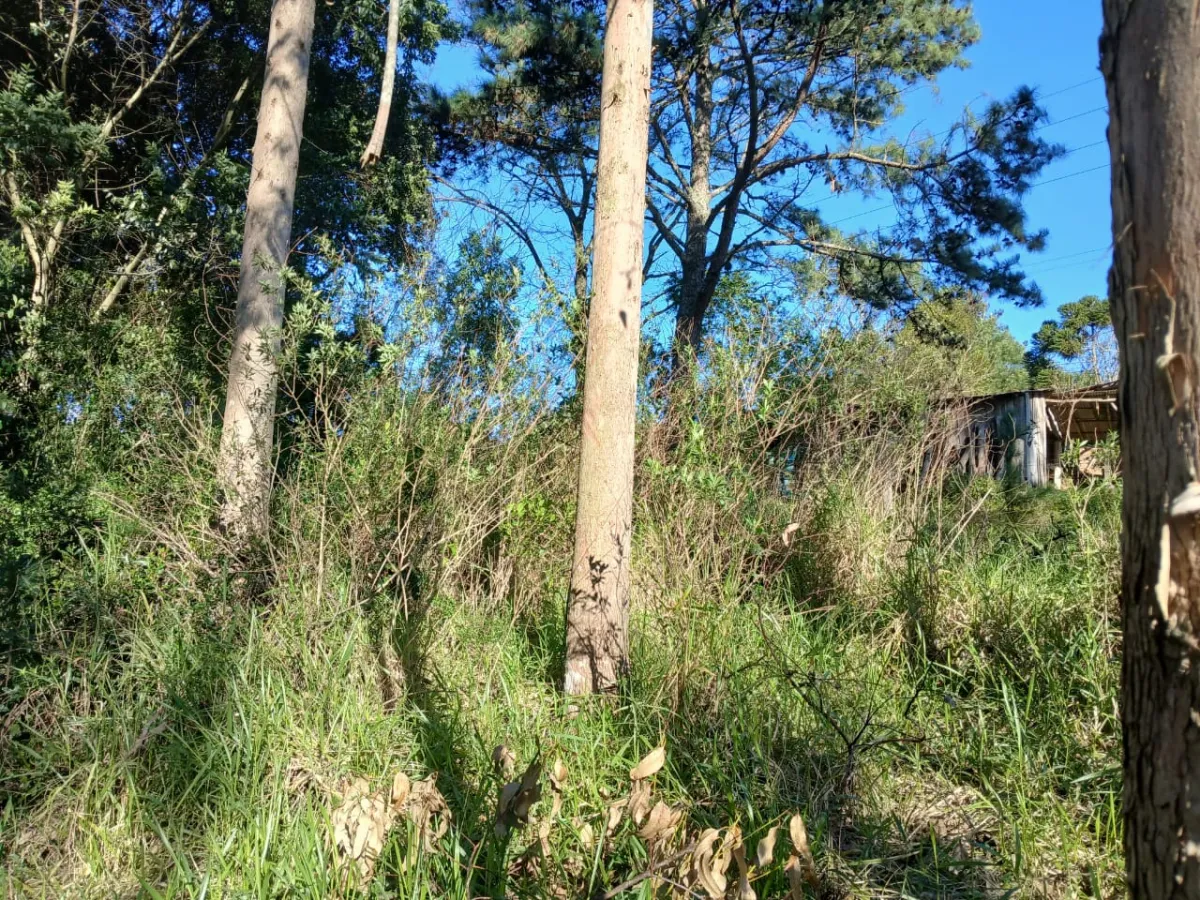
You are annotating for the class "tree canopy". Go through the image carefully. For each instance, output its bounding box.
[448,0,1061,367]
[1025,294,1116,387]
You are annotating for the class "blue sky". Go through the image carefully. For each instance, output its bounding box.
[422,0,1110,347]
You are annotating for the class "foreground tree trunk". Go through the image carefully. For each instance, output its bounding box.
[217,0,316,538]
[1101,2,1200,896]
[563,0,654,695]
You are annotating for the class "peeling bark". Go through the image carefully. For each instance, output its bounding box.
[1102,1,1200,896]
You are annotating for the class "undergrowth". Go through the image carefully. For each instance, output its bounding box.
[0,312,1122,899]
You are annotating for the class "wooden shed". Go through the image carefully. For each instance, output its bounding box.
[953,382,1119,487]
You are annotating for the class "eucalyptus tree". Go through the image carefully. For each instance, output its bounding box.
[563,0,654,695]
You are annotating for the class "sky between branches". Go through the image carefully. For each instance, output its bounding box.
[420,0,1109,347]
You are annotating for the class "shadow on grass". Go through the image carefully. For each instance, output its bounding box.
[615,642,1010,900]
[373,575,520,899]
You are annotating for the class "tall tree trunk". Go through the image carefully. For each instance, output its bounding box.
[673,53,714,367]
[217,0,316,539]
[1102,3,1200,896]
[360,0,401,168]
[563,0,654,696]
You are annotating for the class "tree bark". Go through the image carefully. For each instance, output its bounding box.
[360,0,401,168]
[563,0,654,695]
[217,0,316,539]
[1101,2,1200,897]
[673,49,714,366]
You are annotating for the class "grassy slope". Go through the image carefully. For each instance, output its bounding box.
[1,472,1122,899]
[0,330,1122,898]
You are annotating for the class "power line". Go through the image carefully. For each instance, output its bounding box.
[1023,245,1110,270]
[1035,162,1108,187]
[1060,139,1106,156]
[1038,76,1103,100]
[1041,106,1107,129]
[825,204,893,225]
[1028,255,1110,277]
[785,80,1110,226]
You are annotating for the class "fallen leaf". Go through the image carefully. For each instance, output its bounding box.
[637,801,682,844]
[788,812,819,887]
[691,827,730,898]
[331,776,400,883]
[781,523,801,547]
[407,775,451,852]
[729,825,756,900]
[754,825,779,868]
[628,779,652,827]
[496,758,543,833]
[606,801,624,837]
[492,744,516,777]
[784,855,805,899]
[575,818,595,849]
[630,746,666,781]
[390,772,410,809]
[549,758,568,791]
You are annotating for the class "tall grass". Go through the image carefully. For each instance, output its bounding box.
[1,309,1121,899]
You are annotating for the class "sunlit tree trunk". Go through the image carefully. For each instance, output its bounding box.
[360,0,401,168]
[217,0,316,539]
[563,0,654,695]
[1101,2,1200,896]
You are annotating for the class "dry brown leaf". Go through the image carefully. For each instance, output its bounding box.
[495,781,521,837]
[690,827,730,899]
[391,772,410,808]
[628,779,652,827]
[331,776,402,883]
[407,775,451,852]
[539,818,554,856]
[781,522,801,547]
[788,814,808,858]
[754,825,779,869]
[496,758,543,834]
[492,744,517,777]
[606,801,625,837]
[572,817,595,850]
[788,813,819,887]
[784,855,805,899]
[514,760,543,820]
[630,746,666,781]
[549,758,568,791]
[637,801,682,844]
[729,825,756,900]
[711,831,734,893]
